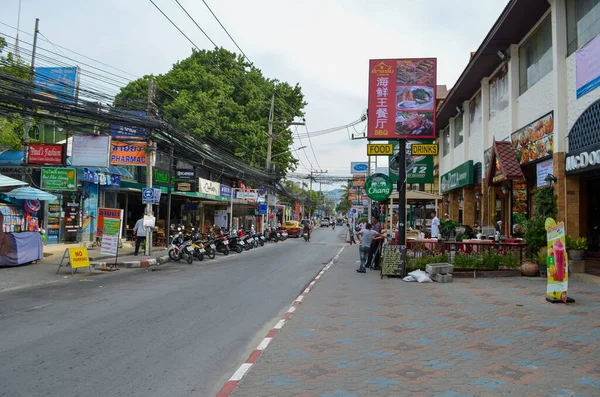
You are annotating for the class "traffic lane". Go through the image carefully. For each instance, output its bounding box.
[0,228,344,397]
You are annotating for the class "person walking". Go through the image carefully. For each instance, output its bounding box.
[133,214,156,256]
[430,211,441,238]
[356,223,383,273]
[347,222,356,245]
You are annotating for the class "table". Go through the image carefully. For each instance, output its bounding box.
[406,238,443,257]
[0,232,43,267]
[445,239,527,263]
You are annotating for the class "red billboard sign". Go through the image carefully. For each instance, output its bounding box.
[28,144,64,165]
[368,58,437,140]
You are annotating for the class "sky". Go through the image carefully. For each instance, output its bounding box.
[1,0,509,187]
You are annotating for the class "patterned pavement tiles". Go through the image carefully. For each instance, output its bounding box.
[229,246,600,397]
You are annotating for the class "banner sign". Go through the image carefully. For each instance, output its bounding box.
[511,112,554,165]
[109,110,147,141]
[69,247,91,269]
[440,160,474,193]
[40,167,77,191]
[545,218,570,303]
[411,143,438,155]
[176,169,195,180]
[220,185,232,197]
[350,162,368,174]
[97,208,122,237]
[28,144,64,165]
[237,191,258,200]
[389,140,434,184]
[368,58,437,140]
[34,67,78,103]
[71,135,110,167]
[365,173,393,201]
[576,31,600,98]
[198,177,221,196]
[110,142,147,165]
[100,218,121,256]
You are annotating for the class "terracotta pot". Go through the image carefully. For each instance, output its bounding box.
[568,249,585,261]
[520,261,539,277]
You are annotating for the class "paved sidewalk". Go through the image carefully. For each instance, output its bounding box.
[229,246,600,397]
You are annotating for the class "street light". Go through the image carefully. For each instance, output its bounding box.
[271,146,306,160]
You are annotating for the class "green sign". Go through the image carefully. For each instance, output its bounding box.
[440,160,474,193]
[365,173,393,201]
[41,167,77,191]
[388,140,434,184]
[103,218,121,236]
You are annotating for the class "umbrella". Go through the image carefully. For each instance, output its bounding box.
[5,187,58,201]
[0,174,27,188]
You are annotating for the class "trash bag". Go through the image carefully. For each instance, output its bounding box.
[402,275,417,282]
[408,269,433,283]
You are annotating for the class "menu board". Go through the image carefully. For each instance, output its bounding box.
[511,112,554,165]
[64,195,81,236]
[511,180,528,235]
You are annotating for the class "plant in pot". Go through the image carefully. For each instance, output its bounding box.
[566,235,587,261]
[522,186,558,276]
[440,219,457,240]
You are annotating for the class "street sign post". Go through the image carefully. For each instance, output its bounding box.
[367,143,394,156]
[142,188,153,204]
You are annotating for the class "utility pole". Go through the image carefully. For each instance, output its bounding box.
[397,140,407,246]
[23,18,39,169]
[166,145,174,246]
[309,169,327,219]
[145,78,157,256]
[265,94,275,172]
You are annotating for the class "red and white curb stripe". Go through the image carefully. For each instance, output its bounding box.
[215,246,346,397]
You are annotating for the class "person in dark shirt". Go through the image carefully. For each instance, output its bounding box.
[367,216,383,269]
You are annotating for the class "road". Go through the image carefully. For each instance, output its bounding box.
[0,227,345,397]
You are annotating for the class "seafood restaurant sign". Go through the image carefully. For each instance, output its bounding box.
[367,58,437,140]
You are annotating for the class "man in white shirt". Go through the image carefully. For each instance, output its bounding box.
[430,211,440,238]
[133,214,156,256]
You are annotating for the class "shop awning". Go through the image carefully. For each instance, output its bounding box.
[0,150,24,166]
[4,186,58,201]
[486,140,524,186]
[391,190,443,203]
[0,174,27,188]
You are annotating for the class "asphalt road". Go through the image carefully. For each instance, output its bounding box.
[0,227,346,397]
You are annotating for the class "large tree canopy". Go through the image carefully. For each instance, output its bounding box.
[0,36,28,150]
[114,48,306,173]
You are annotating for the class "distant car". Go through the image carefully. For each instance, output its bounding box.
[320,218,330,227]
[283,220,301,237]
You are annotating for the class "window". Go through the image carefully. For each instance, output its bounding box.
[567,0,600,55]
[442,127,450,156]
[453,115,464,148]
[519,16,553,95]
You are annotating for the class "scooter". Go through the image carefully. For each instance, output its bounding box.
[227,230,244,253]
[212,229,230,255]
[253,232,264,247]
[169,230,194,264]
[191,240,206,261]
[303,230,310,242]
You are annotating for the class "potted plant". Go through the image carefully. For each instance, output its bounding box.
[523,186,558,276]
[566,235,587,261]
[440,219,457,240]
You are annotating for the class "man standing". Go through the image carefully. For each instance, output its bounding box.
[430,211,441,238]
[133,214,155,256]
[367,216,383,269]
[347,222,356,245]
[356,224,383,273]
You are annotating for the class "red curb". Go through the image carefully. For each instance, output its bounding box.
[140,260,151,267]
[214,246,345,397]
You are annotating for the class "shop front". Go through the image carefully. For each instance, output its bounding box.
[565,99,600,256]
[440,160,475,228]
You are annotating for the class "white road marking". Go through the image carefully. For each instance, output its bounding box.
[229,363,252,381]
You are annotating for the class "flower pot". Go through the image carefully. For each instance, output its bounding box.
[520,261,539,277]
[568,249,585,261]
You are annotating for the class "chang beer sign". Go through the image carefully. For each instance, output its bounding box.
[440,160,474,193]
[365,173,392,201]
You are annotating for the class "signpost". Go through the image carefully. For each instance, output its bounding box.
[367,144,394,156]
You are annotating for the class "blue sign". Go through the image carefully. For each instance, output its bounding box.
[259,203,268,215]
[109,110,147,141]
[142,188,153,204]
[220,185,232,197]
[257,187,266,195]
[34,67,78,103]
[351,162,368,174]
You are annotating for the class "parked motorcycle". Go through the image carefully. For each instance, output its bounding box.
[253,232,264,247]
[212,229,230,255]
[169,229,194,263]
[227,230,244,253]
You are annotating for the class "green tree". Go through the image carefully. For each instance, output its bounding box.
[335,183,352,214]
[0,36,29,149]
[114,48,306,174]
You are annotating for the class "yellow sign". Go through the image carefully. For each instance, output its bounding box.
[411,144,438,155]
[367,144,394,156]
[69,247,91,269]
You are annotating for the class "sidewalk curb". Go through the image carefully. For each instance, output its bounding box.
[215,245,346,397]
[90,255,170,269]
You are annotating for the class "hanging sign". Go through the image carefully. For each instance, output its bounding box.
[367,144,393,156]
[411,143,438,155]
[28,144,64,165]
[100,218,121,256]
[365,173,393,201]
[71,135,110,167]
[198,177,221,196]
[545,218,573,304]
[110,142,147,165]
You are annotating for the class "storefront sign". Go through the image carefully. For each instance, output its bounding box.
[28,144,64,165]
[351,174,366,187]
[34,67,78,103]
[576,32,600,98]
[109,110,147,141]
[110,142,147,166]
[176,169,195,180]
[175,182,192,192]
[565,145,600,175]
[365,173,393,201]
[68,247,91,269]
[536,159,554,187]
[368,58,436,140]
[40,167,77,191]
[411,143,438,155]
[350,162,368,174]
[220,185,232,197]
[71,135,110,167]
[198,178,220,196]
[440,161,473,193]
[97,208,122,237]
[545,218,570,303]
[367,144,393,156]
[236,191,258,200]
[511,112,554,165]
[100,218,120,256]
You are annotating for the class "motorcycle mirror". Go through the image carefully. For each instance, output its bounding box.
[178,227,181,231]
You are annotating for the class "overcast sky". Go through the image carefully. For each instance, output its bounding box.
[2,0,509,186]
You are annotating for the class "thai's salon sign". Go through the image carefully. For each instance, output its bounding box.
[565,145,600,174]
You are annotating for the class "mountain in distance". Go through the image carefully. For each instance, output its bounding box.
[325,189,343,203]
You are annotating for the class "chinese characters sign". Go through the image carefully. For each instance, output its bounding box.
[368,58,437,140]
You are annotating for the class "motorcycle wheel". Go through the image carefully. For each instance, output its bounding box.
[185,251,193,264]
[259,240,264,247]
[169,248,181,262]
[195,250,204,261]
[207,248,216,259]
[235,245,243,253]
[222,247,229,255]
[244,243,250,251]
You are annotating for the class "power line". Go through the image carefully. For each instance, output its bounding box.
[172,0,219,48]
[200,0,249,60]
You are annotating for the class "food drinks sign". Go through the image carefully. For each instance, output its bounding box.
[365,173,392,201]
[545,217,573,304]
[368,58,437,140]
